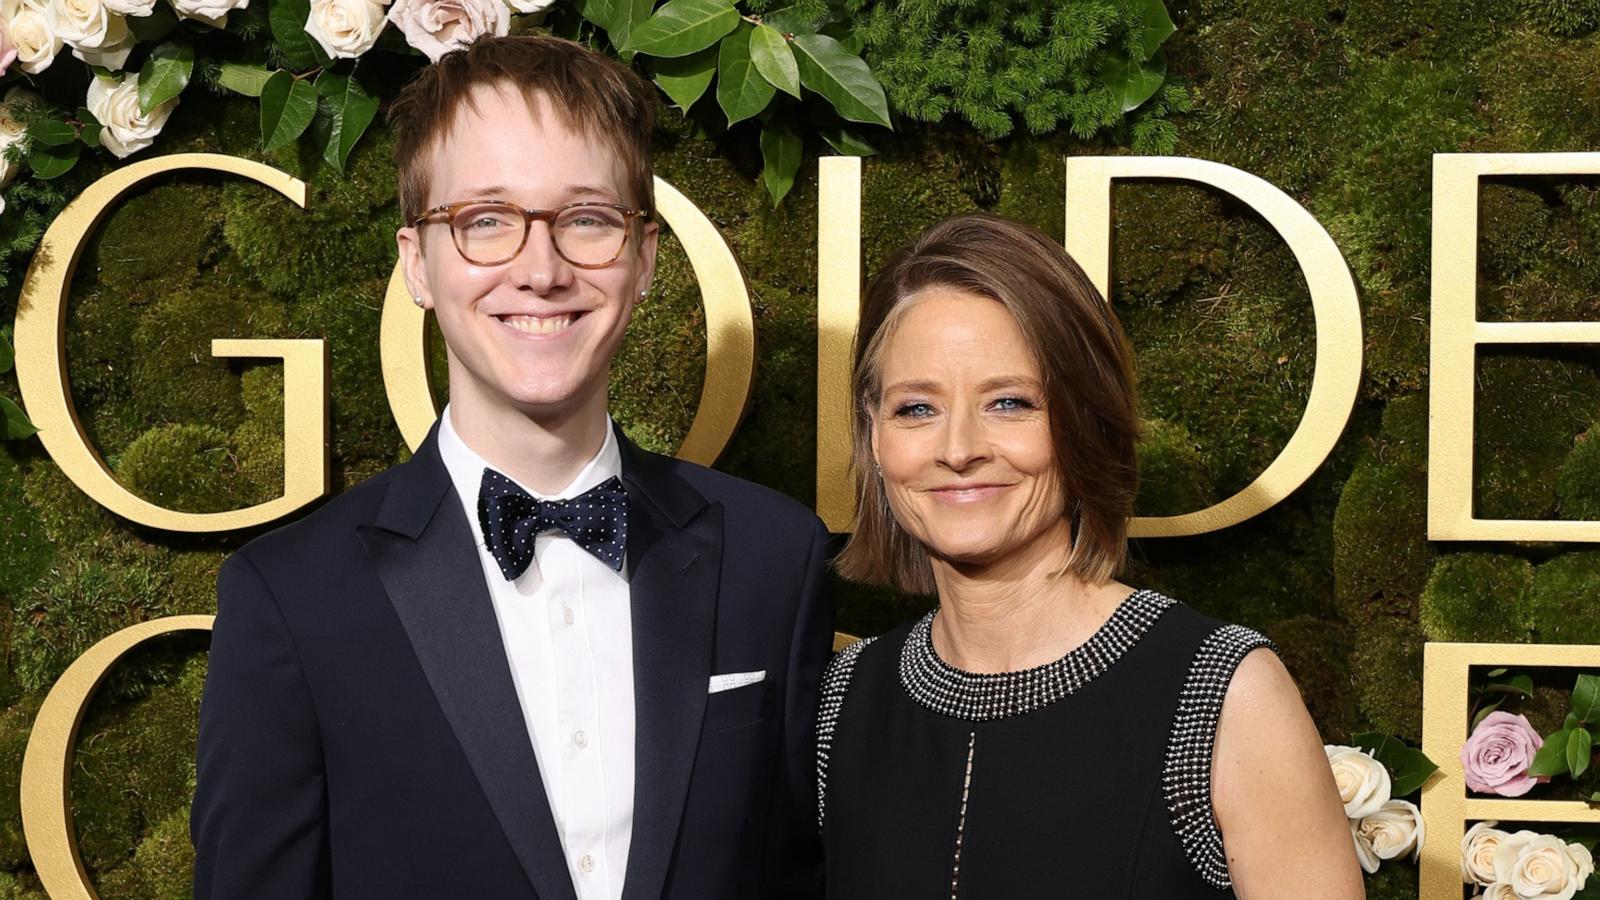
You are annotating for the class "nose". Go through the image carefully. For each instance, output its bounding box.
[503,219,576,294]
[938,405,992,473]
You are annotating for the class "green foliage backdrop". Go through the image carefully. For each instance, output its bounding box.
[6,0,1600,895]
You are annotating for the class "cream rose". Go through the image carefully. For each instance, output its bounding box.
[0,14,18,74]
[10,0,62,73]
[0,86,40,186]
[1325,744,1392,820]
[46,0,129,53]
[1350,818,1380,874]
[1569,842,1595,889]
[101,0,154,16]
[305,0,385,58]
[1357,798,1424,867]
[503,0,550,14]
[386,0,505,62]
[1480,883,1523,900]
[86,73,178,158]
[169,0,248,27]
[1464,821,1513,886]
[1493,832,1588,900]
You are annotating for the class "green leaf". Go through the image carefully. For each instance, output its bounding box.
[0,333,13,374]
[818,21,864,55]
[0,396,36,440]
[313,68,379,174]
[260,71,318,151]
[79,122,102,147]
[138,41,193,114]
[717,26,776,126]
[577,0,614,30]
[819,125,876,156]
[1530,727,1573,778]
[759,117,801,206]
[218,62,276,98]
[1472,700,1505,731]
[27,119,77,147]
[1576,674,1600,724]
[1486,668,1509,678]
[1484,678,1534,698]
[29,140,80,179]
[791,33,889,128]
[1350,732,1437,795]
[621,0,738,58]
[749,24,800,98]
[653,45,717,111]
[604,0,656,56]
[1138,0,1176,59]
[761,5,823,35]
[1571,713,1584,731]
[126,3,178,42]
[270,0,320,70]
[1099,48,1167,113]
[1573,727,1594,779]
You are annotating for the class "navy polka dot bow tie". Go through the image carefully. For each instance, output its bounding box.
[477,470,629,579]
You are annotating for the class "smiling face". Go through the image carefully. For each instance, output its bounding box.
[871,287,1070,570]
[396,83,658,426]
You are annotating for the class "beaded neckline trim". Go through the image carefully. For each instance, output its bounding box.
[898,589,1174,721]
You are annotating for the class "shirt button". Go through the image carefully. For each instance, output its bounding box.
[574,729,589,749]
[562,606,575,626]
[579,854,595,874]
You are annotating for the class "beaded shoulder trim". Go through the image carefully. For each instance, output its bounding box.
[816,635,878,829]
[1162,623,1275,890]
[897,589,1175,721]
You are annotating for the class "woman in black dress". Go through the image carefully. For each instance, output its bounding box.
[821,214,1362,898]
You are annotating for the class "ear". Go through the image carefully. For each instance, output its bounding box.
[396,225,433,310]
[632,218,660,305]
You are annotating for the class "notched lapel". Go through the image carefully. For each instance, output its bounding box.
[621,497,725,900]
[357,446,579,900]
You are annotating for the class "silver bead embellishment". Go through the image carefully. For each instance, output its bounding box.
[898,589,1174,722]
[815,635,878,828]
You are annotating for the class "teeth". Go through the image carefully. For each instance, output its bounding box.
[500,313,575,335]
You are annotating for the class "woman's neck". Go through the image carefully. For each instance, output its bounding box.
[929,525,1133,673]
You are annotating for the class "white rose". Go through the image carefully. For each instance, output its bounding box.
[1480,883,1522,900]
[305,0,385,58]
[1568,842,1595,889]
[1494,832,1585,900]
[1464,821,1512,886]
[46,0,125,49]
[10,0,62,73]
[168,0,248,27]
[0,86,41,185]
[385,0,505,62]
[1350,817,1380,874]
[1325,744,1392,820]
[102,0,154,16]
[70,23,130,67]
[86,73,178,158]
[1357,798,1424,865]
[503,0,551,14]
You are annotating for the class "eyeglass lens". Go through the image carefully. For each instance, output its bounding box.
[449,203,629,266]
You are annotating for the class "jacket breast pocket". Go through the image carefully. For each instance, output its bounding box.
[702,678,771,735]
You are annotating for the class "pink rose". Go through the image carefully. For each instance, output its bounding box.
[0,17,17,76]
[386,0,506,62]
[1463,711,1547,797]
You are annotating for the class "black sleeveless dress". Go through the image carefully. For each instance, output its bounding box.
[816,590,1271,899]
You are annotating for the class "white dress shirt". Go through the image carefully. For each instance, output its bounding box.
[437,407,634,900]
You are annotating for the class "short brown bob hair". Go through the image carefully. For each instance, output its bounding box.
[835,214,1141,595]
[389,34,656,224]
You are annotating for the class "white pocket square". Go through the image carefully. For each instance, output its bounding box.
[708,670,766,693]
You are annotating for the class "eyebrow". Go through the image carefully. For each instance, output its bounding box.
[453,184,625,205]
[881,376,1042,394]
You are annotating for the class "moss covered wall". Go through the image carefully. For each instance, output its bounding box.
[5,1,1600,896]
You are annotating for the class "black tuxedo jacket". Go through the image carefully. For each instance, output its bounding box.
[191,423,832,900]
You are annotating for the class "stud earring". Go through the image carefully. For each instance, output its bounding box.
[638,289,648,301]
[412,295,425,307]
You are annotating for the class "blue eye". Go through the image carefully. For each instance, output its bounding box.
[895,402,935,419]
[993,397,1035,412]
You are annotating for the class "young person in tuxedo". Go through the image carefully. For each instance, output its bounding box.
[191,35,833,900]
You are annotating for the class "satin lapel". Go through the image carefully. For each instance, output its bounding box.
[620,496,724,900]
[357,442,579,900]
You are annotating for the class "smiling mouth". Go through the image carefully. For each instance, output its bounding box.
[495,312,583,336]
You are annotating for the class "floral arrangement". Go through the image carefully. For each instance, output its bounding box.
[1325,736,1434,875]
[1462,823,1595,900]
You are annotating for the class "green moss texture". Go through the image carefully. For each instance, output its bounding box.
[6,4,1600,896]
